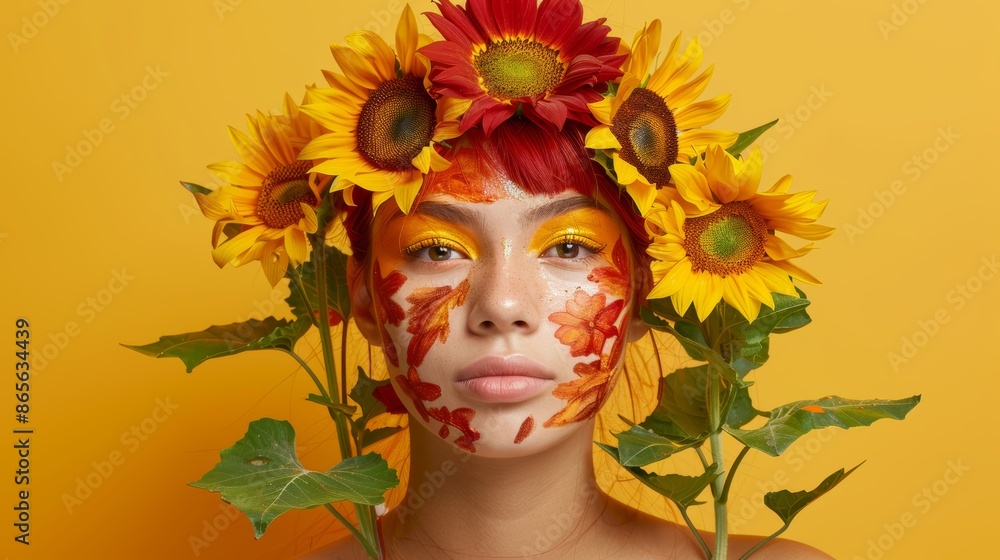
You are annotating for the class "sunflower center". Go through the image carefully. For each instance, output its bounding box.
[357,75,437,171]
[610,88,678,185]
[683,201,767,277]
[258,161,316,229]
[473,39,566,100]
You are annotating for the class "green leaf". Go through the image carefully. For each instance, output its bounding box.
[725,384,761,429]
[726,119,779,157]
[648,365,714,441]
[725,395,921,456]
[362,426,404,447]
[122,317,306,373]
[190,418,398,538]
[720,293,810,360]
[180,181,212,196]
[765,463,863,524]
[296,244,352,324]
[598,443,720,509]
[349,367,393,446]
[641,306,742,385]
[613,425,694,467]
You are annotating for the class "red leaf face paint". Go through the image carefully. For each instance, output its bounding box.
[405,279,472,367]
[514,416,535,444]
[372,260,406,367]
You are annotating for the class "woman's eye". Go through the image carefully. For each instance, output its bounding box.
[408,243,468,262]
[542,239,602,259]
[554,243,580,258]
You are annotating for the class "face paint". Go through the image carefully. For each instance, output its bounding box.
[545,238,633,427]
[428,406,480,453]
[372,261,407,367]
[423,150,510,204]
[527,207,623,262]
[514,416,535,444]
[501,237,513,259]
[395,366,442,423]
[405,279,472,367]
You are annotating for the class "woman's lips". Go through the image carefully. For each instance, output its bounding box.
[454,355,555,403]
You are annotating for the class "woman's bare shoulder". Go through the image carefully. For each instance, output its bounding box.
[296,535,369,560]
[631,511,833,560]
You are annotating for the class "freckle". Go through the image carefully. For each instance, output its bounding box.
[514,416,534,444]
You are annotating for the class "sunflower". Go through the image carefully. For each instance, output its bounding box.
[420,0,625,135]
[586,23,738,216]
[645,144,835,322]
[194,94,329,287]
[299,5,469,215]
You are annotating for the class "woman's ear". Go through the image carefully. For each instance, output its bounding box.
[347,256,382,347]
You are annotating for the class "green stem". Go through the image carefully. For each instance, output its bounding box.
[679,507,712,560]
[310,235,383,560]
[323,504,370,554]
[721,446,750,503]
[705,309,727,560]
[738,523,790,559]
[283,350,329,400]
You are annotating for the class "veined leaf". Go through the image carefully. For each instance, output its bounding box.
[725,395,921,456]
[295,243,352,324]
[122,317,309,373]
[725,385,761,429]
[614,425,694,467]
[640,307,742,385]
[765,463,863,524]
[349,367,394,447]
[190,418,398,538]
[717,292,811,376]
[598,443,719,509]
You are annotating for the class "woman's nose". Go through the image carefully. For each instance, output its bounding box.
[465,253,542,336]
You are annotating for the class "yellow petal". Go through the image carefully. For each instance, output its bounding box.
[345,30,396,82]
[285,227,308,265]
[585,125,622,150]
[300,203,319,234]
[668,164,715,212]
[330,43,381,90]
[396,4,419,75]
[613,153,640,185]
[647,257,692,300]
[393,171,424,214]
[673,94,731,130]
[211,225,268,267]
[411,146,432,174]
[260,243,289,287]
[735,146,763,200]
[625,181,657,217]
[207,161,263,187]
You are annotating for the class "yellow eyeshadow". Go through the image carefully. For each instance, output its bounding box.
[527,207,622,256]
[372,213,480,270]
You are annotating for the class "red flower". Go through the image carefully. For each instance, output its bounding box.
[421,0,625,135]
[549,290,624,357]
[373,384,407,414]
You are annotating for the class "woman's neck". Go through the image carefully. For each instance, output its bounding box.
[381,419,613,558]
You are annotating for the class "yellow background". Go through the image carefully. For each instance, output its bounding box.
[2,0,995,558]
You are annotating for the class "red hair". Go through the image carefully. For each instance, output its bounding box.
[344,118,650,266]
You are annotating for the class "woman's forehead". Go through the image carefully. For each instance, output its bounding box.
[421,149,526,203]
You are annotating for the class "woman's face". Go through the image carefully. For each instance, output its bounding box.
[360,154,643,458]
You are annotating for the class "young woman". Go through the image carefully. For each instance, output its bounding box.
[290,0,835,556]
[297,119,833,559]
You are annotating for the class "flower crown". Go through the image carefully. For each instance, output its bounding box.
[194,0,834,323]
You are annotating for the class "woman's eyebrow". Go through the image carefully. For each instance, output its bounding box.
[411,195,600,230]
[520,196,600,227]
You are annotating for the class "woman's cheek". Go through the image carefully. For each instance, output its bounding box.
[375,261,483,453]
[544,238,633,428]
